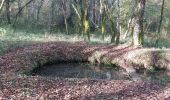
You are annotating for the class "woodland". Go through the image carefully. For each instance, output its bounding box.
[0,0,170,99]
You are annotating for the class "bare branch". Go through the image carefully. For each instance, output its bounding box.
[0,0,5,10]
[13,0,35,26]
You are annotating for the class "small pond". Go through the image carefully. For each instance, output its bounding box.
[31,63,130,80]
[31,63,170,85]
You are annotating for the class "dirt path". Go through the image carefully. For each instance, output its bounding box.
[0,42,170,99]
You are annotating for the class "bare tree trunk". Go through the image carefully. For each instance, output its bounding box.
[6,0,11,24]
[36,0,44,22]
[110,20,117,43]
[109,0,120,44]
[17,0,22,17]
[158,0,165,34]
[123,19,131,39]
[84,0,90,41]
[30,0,35,24]
[115,0,120,45]
[62,0,69,34]
[47,0,53,33]
[98,0,103,26]
[89,0,95,31]
[124,1,137,40]
[93,0,96,25]
[79,0,90,41]
[27,2,32,22]
[108,0,117,43]
[156,0,165,47]
[100,0,107,40]
[133,0,146,47]
[47,11,51,33]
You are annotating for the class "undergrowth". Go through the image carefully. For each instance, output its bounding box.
[0,25,111,55]
[0,24,170,55]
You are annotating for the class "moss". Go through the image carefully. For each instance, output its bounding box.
[145,66,155,74]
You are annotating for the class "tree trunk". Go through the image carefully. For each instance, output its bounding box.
[110,0,120,44]
[110,19,116,43]
[36,0,44,24]
[30,0,36,24]
[93,0,96,26]
[6,0,11,24]
[132,0,146,47]
[115,0,120,45]
[62,0,69,34]
[84,0,90,41]
[89,0,95,31]
[17,0,22,17]
[47,0,54,33]
[156,0,165,47]
[100,0,106,40]
[80,0,90,41]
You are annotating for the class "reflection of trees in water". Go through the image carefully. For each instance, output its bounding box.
[32,63,129,80]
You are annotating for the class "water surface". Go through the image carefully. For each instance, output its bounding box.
[32,63,130,80]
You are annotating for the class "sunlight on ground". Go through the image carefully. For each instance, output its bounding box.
[0,26,111,54]
[0,25,170,55]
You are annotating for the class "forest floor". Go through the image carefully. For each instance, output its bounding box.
[0,41,170,99]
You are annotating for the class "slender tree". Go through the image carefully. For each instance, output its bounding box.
[79,0,90,41]
[6,0,11,24]
[47,0,55,33]
[115,0,120,45]
[83,0,90,41]
[108,0,120,44]
[100,0,107,40]
[156,0,165,47]
[17,0,22,17]
[89,0,96,31]
[62,0,69,34]
[36,0,44,22]
[132,0,146,47]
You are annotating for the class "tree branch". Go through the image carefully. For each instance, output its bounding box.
[0,0,5,11]
[13,0,35,26]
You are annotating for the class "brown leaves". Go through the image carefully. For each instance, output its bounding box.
[0,42,170,99]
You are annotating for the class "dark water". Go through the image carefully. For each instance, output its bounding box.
[31,63,170,85]
[32,63,130,80]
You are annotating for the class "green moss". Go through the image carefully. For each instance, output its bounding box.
[145,66,156,74]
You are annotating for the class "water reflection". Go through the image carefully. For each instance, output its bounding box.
[32,63,130,80]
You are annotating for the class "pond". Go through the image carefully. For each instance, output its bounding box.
[31,63,170,85]
[31,63,130,80]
